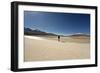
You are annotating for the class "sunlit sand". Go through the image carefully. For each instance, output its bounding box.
[24,35,90,62]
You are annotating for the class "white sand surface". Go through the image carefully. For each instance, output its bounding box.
[24,36,90,62]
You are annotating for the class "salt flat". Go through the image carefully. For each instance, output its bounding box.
[24,35,90,62]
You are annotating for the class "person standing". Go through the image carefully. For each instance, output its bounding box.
[58,35,60,42]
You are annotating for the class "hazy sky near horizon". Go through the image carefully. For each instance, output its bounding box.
[24,11,90,36]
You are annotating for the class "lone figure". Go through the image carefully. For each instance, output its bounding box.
[58,35,60,42]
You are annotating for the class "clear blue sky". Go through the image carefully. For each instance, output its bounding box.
[24,11,90,36]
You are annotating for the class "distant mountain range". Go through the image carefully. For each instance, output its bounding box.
[24,27,90,37]
[69,33,90,37]
[24,27,57,36]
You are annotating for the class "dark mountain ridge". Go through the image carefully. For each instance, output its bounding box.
[24,27,57,36]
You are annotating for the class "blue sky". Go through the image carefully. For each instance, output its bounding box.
[24,11,90,36]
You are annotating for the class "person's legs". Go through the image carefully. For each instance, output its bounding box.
[58,38,59,41]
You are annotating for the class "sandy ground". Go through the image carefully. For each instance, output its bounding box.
[24,35,90,62]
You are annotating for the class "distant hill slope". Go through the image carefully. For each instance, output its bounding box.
[69,33,90,37]
[24,27,90,37]
[24,27,57,36]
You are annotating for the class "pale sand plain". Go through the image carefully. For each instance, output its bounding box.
[24,35,90,62]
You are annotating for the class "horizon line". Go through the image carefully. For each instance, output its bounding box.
[24,27,90,36]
